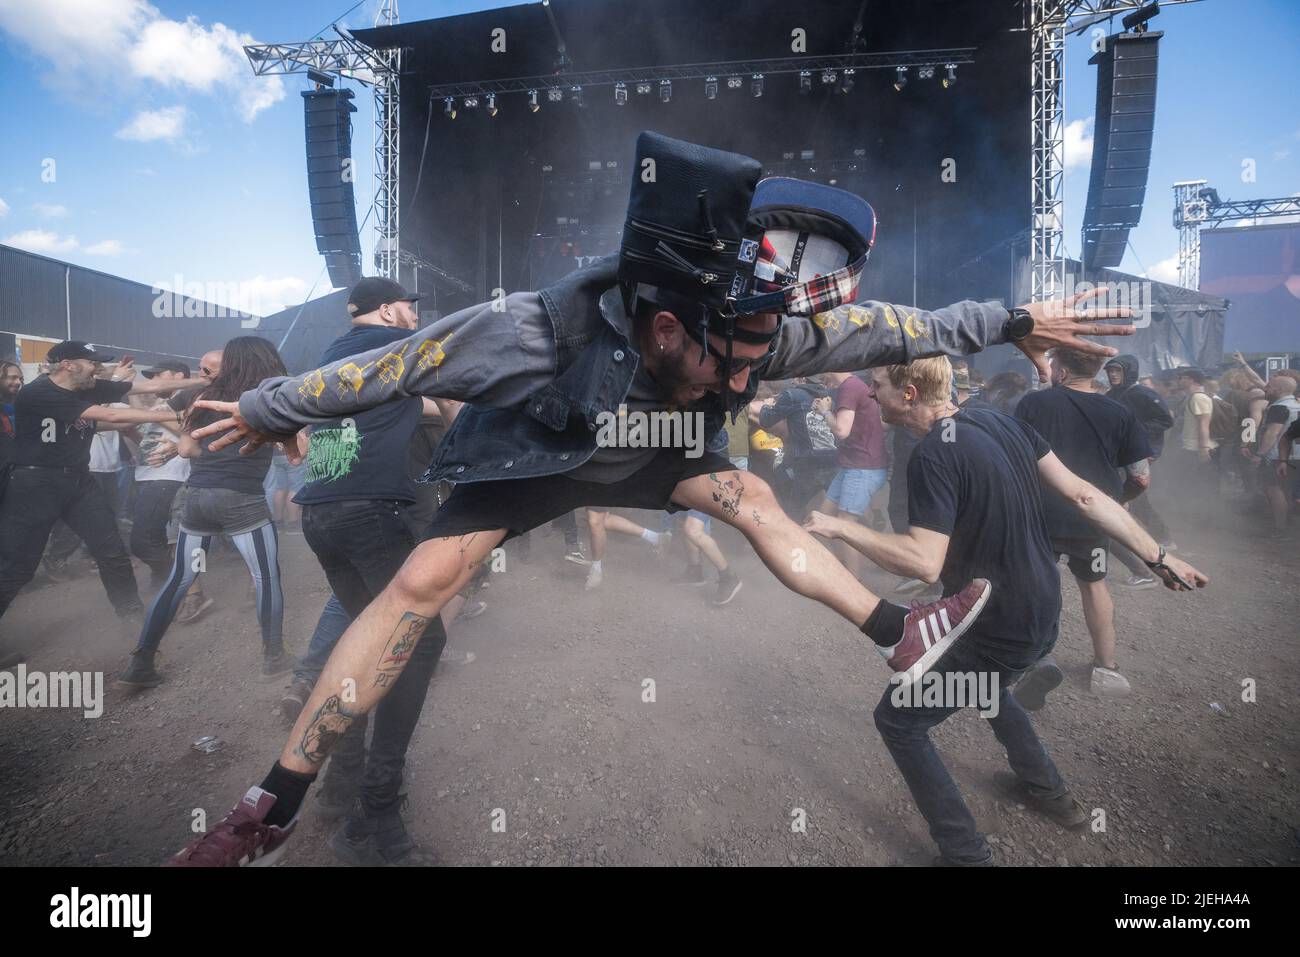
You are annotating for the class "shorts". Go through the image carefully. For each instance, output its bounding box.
[826,467,888,516]
[427,448,735,542]
[180,485,274,536]
[267,458,309,494]
[1051,536,1109,583]
[1261,459,1298,490]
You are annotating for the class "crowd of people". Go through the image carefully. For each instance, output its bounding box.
[4,132,1284,870]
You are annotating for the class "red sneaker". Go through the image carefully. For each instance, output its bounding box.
[884,579,992,686]
[165,786,296,867]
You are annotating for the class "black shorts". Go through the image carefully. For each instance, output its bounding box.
[423,449,736,542]
[1052,537,1109,583]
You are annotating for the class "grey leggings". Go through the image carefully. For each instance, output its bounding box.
[135,522,283,653]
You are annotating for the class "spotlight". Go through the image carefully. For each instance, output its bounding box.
[444,96,457,119]
[942,63,957,88]
[660,79,671,102]
[614,81,627,105]
[727,76,742,90]
[528,89,540,112]
[820,69,837,85]
[547,87,564,102]
[840,68,855,93]
[751,73,764,97]
[893,66,908,91]
[636,82,652,95]
[918,64,935,80]
[799,70,812,94]
[570,85,584,107]
[487,93,498,116]
[463,96,479,109]
[705,75,718,99]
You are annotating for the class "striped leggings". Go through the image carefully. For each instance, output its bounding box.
[136,523,284,653]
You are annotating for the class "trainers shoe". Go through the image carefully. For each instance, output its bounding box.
[166,786,297,867]
[671,564,709,587]
[279,677,314,724]
[993,770,1088,830]
[585,565,603,590]
[713,575,743,606]
[932,850,995,867]
[329,797,420,866]
[261,648,293,680]
[564,549,590,566]
[456,600,487,621]
[1119,574,1157,590]
[1012,658,1063,712]
[116,649,163,690]
[174,594,214,625]
[1090,665,1132,697]
[882,579,992,687]
[313,772,361,823]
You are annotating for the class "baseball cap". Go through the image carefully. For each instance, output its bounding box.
[142,359,192,378]
[346,277,420,317]
[47,341,116,363]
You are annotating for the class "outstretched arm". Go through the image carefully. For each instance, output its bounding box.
[804,509,950,582]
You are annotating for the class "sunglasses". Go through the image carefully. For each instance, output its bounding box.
[676,317,778,375]
[200,366,216,376]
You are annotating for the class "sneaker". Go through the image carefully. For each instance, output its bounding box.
[1012,658,1063,712]
[261,648,293,680]
[1090,665,1132,697]
[564,549,590,566]
[165,786,297,867]
[329,797,420,866]
[932,851,995,867]
[456,600,487,621]
[585,565,603,590]
[713,574,743,606]
[993,770,1088,830]
[116,649,163,690]
[1119,574,1157,590]
[174,594,214,625]
[894,577,931,596]
[881,579,992,687]
[279,678,314,724]
[313,772,361,823]
[671,564,709,587]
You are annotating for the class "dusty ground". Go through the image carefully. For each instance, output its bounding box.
[0,498,1296,867]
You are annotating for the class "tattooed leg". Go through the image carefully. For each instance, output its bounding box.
[280,528,507,772]
[671,469,881,626]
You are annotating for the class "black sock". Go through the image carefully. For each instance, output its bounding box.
[861,601,907,648]
[259,761,318,827]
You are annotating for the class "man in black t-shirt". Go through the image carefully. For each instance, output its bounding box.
[805,356,1205,865]
[0,342,205,624]
[1017,348,1152,698]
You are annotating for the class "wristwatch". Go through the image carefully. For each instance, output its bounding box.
[1144,545,1189,588]
[1004,307,1035,342]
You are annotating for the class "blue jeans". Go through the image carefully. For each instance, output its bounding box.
[295,593,351,685]
[872,626,1066,862]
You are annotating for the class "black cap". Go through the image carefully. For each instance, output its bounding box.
[142,359,192,378]
[347,277,420,317]
[1174,366,1206,383]
[47,341,116,363]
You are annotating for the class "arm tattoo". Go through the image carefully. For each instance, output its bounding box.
[296,695,357,766]
[752,510,767,526]
[373,611,432,689]
[708,471,745,520]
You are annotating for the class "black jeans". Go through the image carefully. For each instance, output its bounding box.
[873,627,1067,863]
[301,499,446,814]
[131,480,183,587]
[0,467,142,619]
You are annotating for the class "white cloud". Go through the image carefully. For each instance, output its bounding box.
[0,1,284,122]
[1273,148,1292,162]
[1144,254,1180,285]
[84,239,125,256]
[116,106,187,142]
[3,229,80,255]
[33,202,69,218]
[0,196,9,218]
[1064,117,1095,170]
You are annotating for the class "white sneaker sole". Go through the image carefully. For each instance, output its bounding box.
[897,582,992,688]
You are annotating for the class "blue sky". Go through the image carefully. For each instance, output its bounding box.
[1,0,1296,315]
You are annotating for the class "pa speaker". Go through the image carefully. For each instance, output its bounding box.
[1082,31,1161,270]
[302,89,361,289]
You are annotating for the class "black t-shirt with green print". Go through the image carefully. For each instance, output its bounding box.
[294,325,423,506]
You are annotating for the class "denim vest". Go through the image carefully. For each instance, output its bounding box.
[425,254,741,485]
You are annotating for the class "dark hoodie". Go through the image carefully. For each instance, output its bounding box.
[1106,355,1174,457]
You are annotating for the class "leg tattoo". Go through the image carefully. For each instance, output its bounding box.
[373,611,432,688]
[708,472,745,520]
[297,694,357,766]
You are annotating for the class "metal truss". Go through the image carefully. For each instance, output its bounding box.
[372,0,401,280]
[1173,180,1300,290]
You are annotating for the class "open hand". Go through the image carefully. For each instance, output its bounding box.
[1014,287,1134,382]
[191,399,301,460]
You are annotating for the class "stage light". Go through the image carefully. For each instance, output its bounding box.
[487,93,498,116]
[444,96,457,119]
[840,68,855,93]
[570,85,584,107]
[918,64,935,80]
[463,96,479,109]
[636,82,652,95]
[799,70,812,94]
[751,73,764,97]
[727,76,743,90]
[547,87,564,102]
[660,79,671,102]
[614,82,627,105]
[942,63,957,88]
[705,76,718,99]
[893,66,908,91]
[821,70,837,85]
[528,89,540,112]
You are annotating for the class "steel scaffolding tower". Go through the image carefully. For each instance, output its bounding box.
[1173,181,1300,290]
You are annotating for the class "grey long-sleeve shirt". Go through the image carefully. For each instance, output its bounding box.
[239,291,1009,455]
